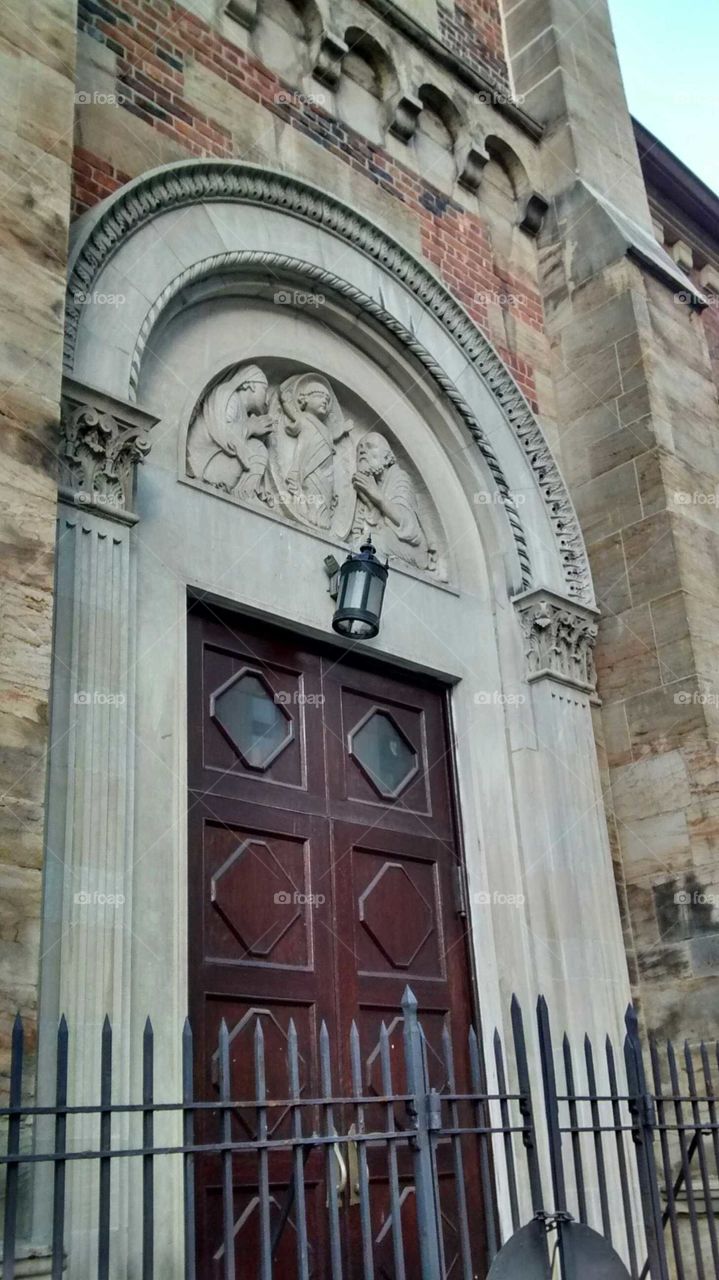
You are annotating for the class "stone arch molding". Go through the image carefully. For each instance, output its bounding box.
[65,158,593,607]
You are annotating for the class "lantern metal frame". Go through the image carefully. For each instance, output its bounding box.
[327,540,388,639]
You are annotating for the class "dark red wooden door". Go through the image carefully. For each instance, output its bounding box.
[188,603,482,1277]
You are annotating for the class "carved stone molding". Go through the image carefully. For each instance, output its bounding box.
[388,92,423,142]
[519,192,549,237]
[456,141,489,194]
[224,0,258,29]
[313,32,348,89]
[60,379,158,521]
[513,588,598,695]
[64,160,592,603]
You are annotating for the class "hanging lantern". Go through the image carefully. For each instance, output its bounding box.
[331,540,388,639]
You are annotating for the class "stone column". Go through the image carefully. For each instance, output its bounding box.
[33,382,157,1275]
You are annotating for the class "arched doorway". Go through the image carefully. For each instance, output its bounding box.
[36,161,630,1275]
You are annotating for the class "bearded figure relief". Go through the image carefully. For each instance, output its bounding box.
[351,432,442,577]
[186,364,273,499]
[268,373,354,533]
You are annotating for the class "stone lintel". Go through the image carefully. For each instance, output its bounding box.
[60,378,159,520]
[513,586,599,695]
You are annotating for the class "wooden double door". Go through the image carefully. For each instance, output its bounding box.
[188,604,483,1277]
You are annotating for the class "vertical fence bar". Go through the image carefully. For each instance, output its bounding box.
[143,1017,154,1280]
[378,1022,405,1280]
[254,1020,272,1280]
[667,1038,705,1279]
[468,1026,499,1258]
[98,1016,113,1280]
[605,1036,638,1278]
[492,1028,520,1234]
[584,1033,611,1241]
[537,996,569,1278]
[288,1020,310,1280]
[511,996,545,1220]
[624,1007,670,1280]
[684,1040,719,1272]
[51,1016,68,1280]
[350,1021,375,1280]
[441,1024,473,1278]
[182,1018,197,1280]
[319,1022,343,1280]
[218,1020,236,1280]
[700,1041,719,1186]
[401,987,443,1280]
[537,997,567,1214]
[562,1034,587,1225]
[646,1034,683,1278]
[2,1013,23,1280]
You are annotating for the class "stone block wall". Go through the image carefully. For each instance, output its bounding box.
[502,0,719,1041]
[0,0,77,1082]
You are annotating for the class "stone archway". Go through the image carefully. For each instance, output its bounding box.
[35,160,629,1273]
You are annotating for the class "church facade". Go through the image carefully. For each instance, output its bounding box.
[1,0,718,1273]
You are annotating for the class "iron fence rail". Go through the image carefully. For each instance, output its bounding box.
[0,991,717,1279]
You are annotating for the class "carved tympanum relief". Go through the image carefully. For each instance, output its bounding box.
[185,363,447,579]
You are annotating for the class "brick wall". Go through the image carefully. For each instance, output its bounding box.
[71,0,544,408]
[437,0,508,83]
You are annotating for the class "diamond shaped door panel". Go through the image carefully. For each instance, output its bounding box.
[211,669,293,770]
[204,822,312,969]
[341,689,430,814]
[209,1002,310,1139]
[201,643,311,791]
[350,710,418,798]
[354,847,443,978]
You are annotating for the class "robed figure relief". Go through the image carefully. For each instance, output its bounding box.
[186,364,273,499]
[351,432,441,577]
[268,373,354,534]
[186,363,447,580]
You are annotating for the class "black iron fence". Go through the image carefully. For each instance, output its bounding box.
[1,991,718,1278]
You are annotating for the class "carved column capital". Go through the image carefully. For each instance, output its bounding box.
[59,379,159,522]
[513,587,599,695]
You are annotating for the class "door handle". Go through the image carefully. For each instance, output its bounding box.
[326,1126,361,1208]
[347,1123,360,1206]
[327,1137,347,1208]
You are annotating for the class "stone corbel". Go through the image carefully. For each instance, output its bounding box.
[519,191,549,237]
[388,92,423,143]
[59,379,159,523]
[456,140,489,194]
[224,0,258,29]
[513,587,599,696]
[313,31,348,90]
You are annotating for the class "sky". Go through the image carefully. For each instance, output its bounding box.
[607,0,719,195]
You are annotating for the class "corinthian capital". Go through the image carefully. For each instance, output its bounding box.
[60,380,159,520]
[513,588,599,694]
